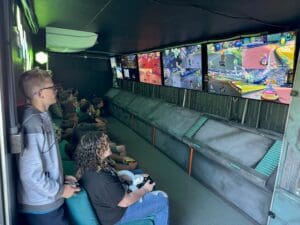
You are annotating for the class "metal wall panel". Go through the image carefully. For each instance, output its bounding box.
[119,80,289,133]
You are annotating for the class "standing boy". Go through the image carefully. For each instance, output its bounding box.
[17,68,79,225]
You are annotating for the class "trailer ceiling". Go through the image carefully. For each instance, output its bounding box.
[33,0,300,55]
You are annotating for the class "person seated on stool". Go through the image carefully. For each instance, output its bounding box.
[74,132,169,225]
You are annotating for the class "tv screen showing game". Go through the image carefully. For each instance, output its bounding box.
[207,32,296,104]
[110,57,123,79]
[137,52,162,85]
[121,54,139,81]
[162,45,202,90]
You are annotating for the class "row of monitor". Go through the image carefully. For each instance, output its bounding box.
[110,32,296,104]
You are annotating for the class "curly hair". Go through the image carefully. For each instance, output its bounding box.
[74,131,112,179]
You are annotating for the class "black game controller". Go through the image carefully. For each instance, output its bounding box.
[137,176,155,189]
[64,181,80,187]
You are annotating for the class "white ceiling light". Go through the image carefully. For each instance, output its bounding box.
[35,51,48,64]
[46,27,98,53]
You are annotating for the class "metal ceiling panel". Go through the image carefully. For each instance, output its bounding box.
[33,0,300,54]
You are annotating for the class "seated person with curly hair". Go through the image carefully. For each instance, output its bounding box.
[74,132,169,225]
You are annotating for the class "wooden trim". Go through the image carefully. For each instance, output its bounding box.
[188,147,194,176]
[130,114,134,128]
[152,127,156,145]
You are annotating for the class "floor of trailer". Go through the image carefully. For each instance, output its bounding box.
[107,117,257,225]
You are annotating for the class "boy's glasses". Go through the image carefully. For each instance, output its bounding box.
[40,85,58,92]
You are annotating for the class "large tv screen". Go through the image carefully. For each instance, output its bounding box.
[137,52,162,85]
[121,54,139,81]
[162,45,202,90]
[110,57,123,79]
[207,32,296,104]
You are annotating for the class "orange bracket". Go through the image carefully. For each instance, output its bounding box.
[188,147,194,176]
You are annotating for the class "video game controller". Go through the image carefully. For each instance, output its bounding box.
[137,176,155,189]
[64,181,80,187]
[123,156,137,165]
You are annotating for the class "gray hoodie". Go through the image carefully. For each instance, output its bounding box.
[17,104,64,213]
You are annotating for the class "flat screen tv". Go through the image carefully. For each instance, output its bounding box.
[137,52,162,85]
[162,45,202,90]
[121,54,139,81]
[207,32,296,104]
[110,57,123,79]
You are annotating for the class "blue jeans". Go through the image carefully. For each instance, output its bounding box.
[18,205,70,225]
[115,191,169,225]
[131,168,144,174]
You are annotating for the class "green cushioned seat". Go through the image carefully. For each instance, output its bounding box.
[123,219,154,225]
[62,160,76,176]
[52,118,63,128]
[66,188,154,225]
[66,189,99,225]
[255,140,283,176]
[59,140,70,161]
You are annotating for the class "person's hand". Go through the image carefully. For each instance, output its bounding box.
[95,118,106,125]
[116,145,127,156]
[65,175,77,183]
[142,180,155,193]
[127,161,138,170]
[62,185,80,199]
[95,122,106,128]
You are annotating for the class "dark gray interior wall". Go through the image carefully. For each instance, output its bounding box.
[49,53,112,99]
[191,152,272,225]
[12,5,34,108]
[2,1,35,224]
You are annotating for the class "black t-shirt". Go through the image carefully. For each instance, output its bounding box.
[80,170,126,225]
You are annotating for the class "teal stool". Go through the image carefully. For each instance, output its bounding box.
[66,188,154,225]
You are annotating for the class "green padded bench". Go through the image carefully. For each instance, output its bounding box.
[52,118,63,128]
[60,139,71,161]
[61,140,76,176]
